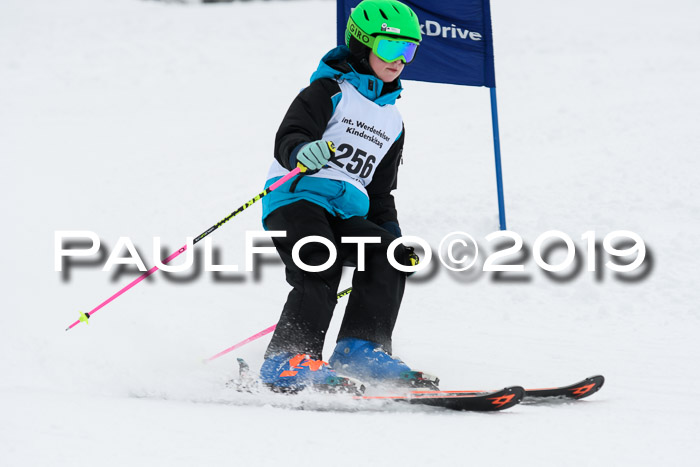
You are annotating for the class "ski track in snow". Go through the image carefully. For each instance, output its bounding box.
[2,0,700,465]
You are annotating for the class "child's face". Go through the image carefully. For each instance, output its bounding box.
[369,51,405,83]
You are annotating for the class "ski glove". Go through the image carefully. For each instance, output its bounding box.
[406,246,420,268]
[405,246,420,276]
[296,140,335,172]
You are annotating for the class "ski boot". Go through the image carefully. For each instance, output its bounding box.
[260,352,363,394]
[329,338,439,389]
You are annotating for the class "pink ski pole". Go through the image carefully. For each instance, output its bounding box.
[65,167,303,331]
[207,325,278,362]
[206,286,353,361]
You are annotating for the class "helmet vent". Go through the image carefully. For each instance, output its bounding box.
[363,11,369,21]
[379,9,388,20]
[392,5,400,13]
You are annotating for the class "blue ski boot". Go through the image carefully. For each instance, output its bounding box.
[260,352,362,394]
[329,338,439,389]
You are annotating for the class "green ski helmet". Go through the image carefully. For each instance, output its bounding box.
[345,0,422,64]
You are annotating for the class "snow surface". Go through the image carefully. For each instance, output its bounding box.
[2,0,700,465]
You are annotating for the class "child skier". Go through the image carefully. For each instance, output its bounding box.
[259,0,432,392]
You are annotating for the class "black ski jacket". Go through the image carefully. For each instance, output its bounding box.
[272,47,406,235]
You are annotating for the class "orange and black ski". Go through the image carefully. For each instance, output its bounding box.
[356,385,525,412]
[230,359,599,411]
[401,375,605,403]
[522,374,605,400]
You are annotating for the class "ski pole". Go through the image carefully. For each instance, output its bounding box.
[65,166,305,331]
[206,286,353,361]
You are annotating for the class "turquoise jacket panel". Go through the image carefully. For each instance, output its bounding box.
[262,176,370,229]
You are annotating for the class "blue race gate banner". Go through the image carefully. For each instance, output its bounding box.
[336,0,496,87]
[337,0,507,229]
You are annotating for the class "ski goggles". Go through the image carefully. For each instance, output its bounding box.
[371,35,420,64]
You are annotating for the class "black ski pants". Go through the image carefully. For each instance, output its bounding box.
[264,200,409,359]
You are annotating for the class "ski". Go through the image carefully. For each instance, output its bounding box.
[228,359,600,412]
[356,386,525,412]
[229,359,523,412]
[403,375,605,402]
[523,374,605,400]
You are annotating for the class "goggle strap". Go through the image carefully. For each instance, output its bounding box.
[347,16,375,49]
